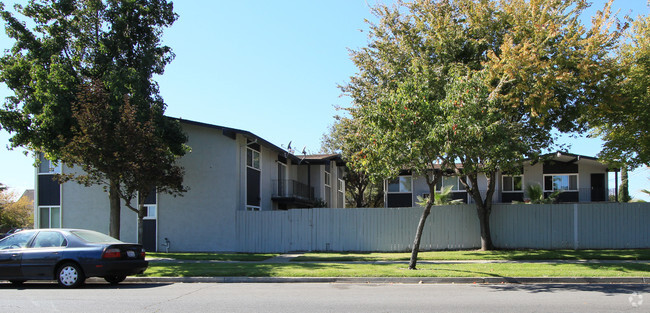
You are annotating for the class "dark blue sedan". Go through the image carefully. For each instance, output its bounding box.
[0,229,148,288]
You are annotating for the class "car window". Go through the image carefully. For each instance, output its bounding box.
[70,230,122,244]
[0,231,35,250]
[32,231,67,248]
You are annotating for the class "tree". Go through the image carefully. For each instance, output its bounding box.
[524,184,561,204]
[342,0,621,268]
[0,189,33,229]
[58,81,186,243]
[591,13,650,168]
[320,118,383,208]
[619,165,631,202]
[0,0,186,239]
[416,185,463,206]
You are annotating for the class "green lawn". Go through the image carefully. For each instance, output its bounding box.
[141,250,650,278]
[147,252,277,262]
[292,249,650,262]
[141,262,650,278]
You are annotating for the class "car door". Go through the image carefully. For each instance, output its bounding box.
[20,231,68,279]
[0,231,36,279]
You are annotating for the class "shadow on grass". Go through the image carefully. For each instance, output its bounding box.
[143,262,340,277]
[148,252,277,262]
[457,249,650,261]
[294,249,650,262]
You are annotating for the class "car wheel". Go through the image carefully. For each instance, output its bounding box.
[57,262,85,288]
[9,280,25,286]
[104,275,127,285]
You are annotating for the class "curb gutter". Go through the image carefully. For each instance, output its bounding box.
[118,276,650,284]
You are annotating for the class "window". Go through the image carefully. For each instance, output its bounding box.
[324,171,331,187]
[33,231,67,248]
[436,176,460,191]
[144,205,157,219]
[71,230,121,243]
[246,148,260,170]
[502,175,523,192]
[38,153,61,174]
[387,176,412,193]
[246,146,261,211]
[0,231,35,249]
[544,174,578,191]
[338,178,345,193]
[39,207,61,228]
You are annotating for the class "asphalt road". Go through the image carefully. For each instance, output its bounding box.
[0,281,648,313]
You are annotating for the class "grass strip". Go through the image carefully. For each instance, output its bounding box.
[293,249,650,262]
[147,252,278,262]
[141,262,650,278]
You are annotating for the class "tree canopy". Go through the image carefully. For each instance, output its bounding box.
[342,0,622,267]
[591,12,650,167]
[0,0,187,238]
[321,117,384,208]
[0,189,33,229]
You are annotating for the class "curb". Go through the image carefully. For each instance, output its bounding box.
[120,276,650,284]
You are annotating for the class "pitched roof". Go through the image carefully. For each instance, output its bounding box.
[19,189,34,203]
[173,118,345,165]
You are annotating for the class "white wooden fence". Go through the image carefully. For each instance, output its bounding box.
[235,203,650,253]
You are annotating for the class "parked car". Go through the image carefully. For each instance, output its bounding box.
[0,229,148,288]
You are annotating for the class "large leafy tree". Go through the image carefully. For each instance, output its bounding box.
[59,81,186,243]
[0,0,187,239]
[343,0,621,268]
[591,13,650,168]
[321,117,384,208]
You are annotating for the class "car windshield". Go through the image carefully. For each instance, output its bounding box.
[70,230,122,244]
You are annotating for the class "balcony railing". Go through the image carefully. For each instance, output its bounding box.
[272,179,314,201]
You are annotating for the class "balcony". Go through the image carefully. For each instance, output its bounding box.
[272,180,315,209]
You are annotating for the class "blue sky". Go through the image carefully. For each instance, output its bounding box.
[0,0,648,200]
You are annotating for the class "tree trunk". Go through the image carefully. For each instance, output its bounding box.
[477,205,494,250]
[408,177,438,270]
[408,201,432,270]
[137,203,146,245]
[109,179,121,239]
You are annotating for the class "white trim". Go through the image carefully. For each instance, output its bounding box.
[37,206,62,228]
[246,147,261,170]
[324,171,331,188]
[35,157,64,229]
[244,145,262,210]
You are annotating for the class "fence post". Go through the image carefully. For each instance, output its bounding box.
[573,203,579,250]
